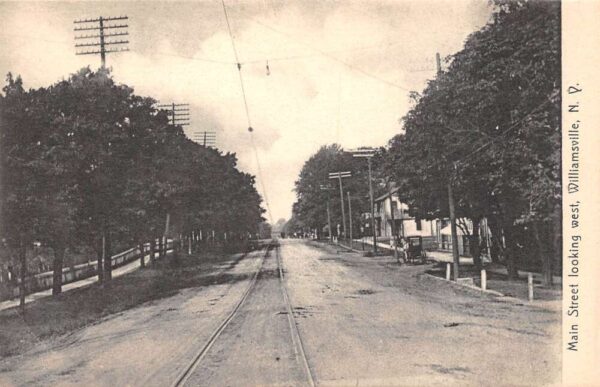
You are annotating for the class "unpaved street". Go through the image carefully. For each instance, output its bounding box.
[282,240,560,386]
[0,240,560,386]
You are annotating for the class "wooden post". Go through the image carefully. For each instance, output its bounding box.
[368,157,377,254]
[481,269,487,291]
[326,201,332,243]
[150,238,156,263]
[347,191,353,249]
[139,241,145,268]
[338,175,347,241]
[446,263,451,281]
[19,237,27,314]
[528,273,534,301]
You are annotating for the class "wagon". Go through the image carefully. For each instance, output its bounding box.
[406,236,427,264]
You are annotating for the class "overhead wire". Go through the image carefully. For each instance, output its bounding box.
[153,52,235,64]
[249,19,411,92]
[239,40,401,65]
[221,0,273,224]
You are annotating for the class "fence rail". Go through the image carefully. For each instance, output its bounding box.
[0,240,173,301]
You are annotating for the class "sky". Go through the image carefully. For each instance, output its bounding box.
[0,0,492,223]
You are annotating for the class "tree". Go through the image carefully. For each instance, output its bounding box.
[385,0,560,282]
[0,73,44,310]
[292,144,375,240]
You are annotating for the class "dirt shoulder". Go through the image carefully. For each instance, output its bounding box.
[0,248,250,359]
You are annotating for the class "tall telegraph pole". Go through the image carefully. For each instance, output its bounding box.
[347,191,353,248]
[328,171,351,241]
[74,16,129,68]
[437,52,460,280]
[349,148,377,254]
[193,131,217,147]
[156,103,191,127]
[320,185,333,242]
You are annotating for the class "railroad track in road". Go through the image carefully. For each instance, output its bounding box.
[275,242,316,387]
[171,242,271,387]
[172,240,315,387]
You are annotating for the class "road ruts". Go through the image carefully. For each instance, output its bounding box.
[177,240,314,386]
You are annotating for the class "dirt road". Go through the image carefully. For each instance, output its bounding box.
[0,239,560,386]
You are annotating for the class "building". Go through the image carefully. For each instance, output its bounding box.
[373,187,438,249]
[373,186,492,256]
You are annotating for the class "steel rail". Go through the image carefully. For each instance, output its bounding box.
[275,243,316,387]
[171,243,272,387]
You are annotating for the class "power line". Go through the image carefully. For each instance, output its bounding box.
[250,135,273,223]
[239,40,401,65]
[153,52,235,65]
[221,0,272,224]
[249,19,411,92]
[221,0,252,128]
[1,32,432,74]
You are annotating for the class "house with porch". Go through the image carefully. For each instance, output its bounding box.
[373,186,492,256]
[373,187,439,250]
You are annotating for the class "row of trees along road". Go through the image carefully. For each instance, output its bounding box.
[386,0,560,285]
[290,1,560,285]
[0,68,265,310]
[290,144,382,239]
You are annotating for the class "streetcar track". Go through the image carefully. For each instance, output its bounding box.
[275,243,316,387]
[172,240,315,387]
[171,243,272,387]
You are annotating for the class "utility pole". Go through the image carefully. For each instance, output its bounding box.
[74,16,129,69]
[388,183,399,262]
[157,103,190,127]
[193,131,216,147]
[328,171,351,241]
[448,169,460,281]
[436,52,460,280]
[326,202,332,242]
[348,148,377,255]
[347,191,353,249]
[320,185,333,242]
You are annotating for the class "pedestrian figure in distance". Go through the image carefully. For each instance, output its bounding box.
[397,237,408,264]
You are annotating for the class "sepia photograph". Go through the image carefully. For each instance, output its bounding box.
[0,0,594,386]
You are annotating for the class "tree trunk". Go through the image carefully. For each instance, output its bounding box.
[533,221,553,287]
[139,240,145,268]
[149,238,156,264]
[487,216,502,264]
[103,230,112,281]
[97,241,104,283]
[552,206,561,284]
[503,225,519,280]
[158,237,164,260]
[52,245,65,296]
[19,237,27,314]
[470,217,482,270]
[172,235,179,265]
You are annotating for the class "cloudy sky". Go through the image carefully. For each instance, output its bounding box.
[0,0,491,222]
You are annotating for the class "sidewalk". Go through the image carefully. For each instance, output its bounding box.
[357,237,561,284]
[0,249,169,312]
[353,237,561,306]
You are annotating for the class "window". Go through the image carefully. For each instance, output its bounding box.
[415,218,422,231]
